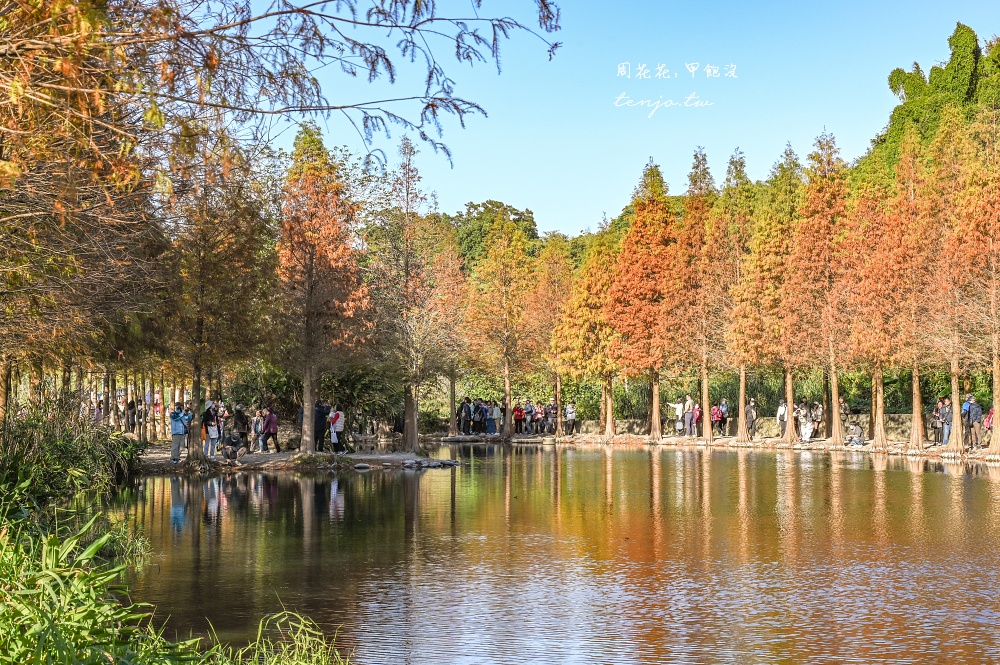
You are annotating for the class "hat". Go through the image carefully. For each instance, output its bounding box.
[236,404,245,411]
[205,400,215,409]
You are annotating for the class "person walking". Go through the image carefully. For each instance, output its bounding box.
[683,394,695,437]
[564,401,577,436]
[261,406,280,453]
[169,402,192,464]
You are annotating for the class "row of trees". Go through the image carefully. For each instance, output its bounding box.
[5,17,1000,459]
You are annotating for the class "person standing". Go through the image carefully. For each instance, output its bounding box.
[838,396,851,437]
[202,400,220,460]
[252,409,264,452]
[746,398,758,440]
[683,394,695,437]
[811,401,824,439]
[233,405,251,449]
[710,404,723,436]
[486,401,497,435]
[523,400,536,434]
[968,395,984,449]
[261,406,280,453]
[941,397,953,448]
[719,398,729,436]
[930,398,944,445]
[169,402,192,464]
[514,402,525,434]
[545,398,558,435]
[458,397,472,435]
[313,400,330,452]
[776,399,788,438]
[329,404,346,453]
[796,398,812,442]
[564,401,577,436]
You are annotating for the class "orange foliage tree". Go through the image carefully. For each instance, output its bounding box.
[607,161,673,441]
[279,126,369,453]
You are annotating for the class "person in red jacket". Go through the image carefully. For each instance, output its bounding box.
[261,407,280,453]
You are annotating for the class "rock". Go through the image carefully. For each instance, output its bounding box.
[428,461,443,468]
[353,463,371,471]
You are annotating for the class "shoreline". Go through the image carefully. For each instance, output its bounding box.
[138,433,1000,476]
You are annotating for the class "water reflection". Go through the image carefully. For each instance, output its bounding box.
[118,445,1000,664]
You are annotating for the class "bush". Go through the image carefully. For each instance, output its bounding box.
[0,400,145,500]
[0,490,352,665]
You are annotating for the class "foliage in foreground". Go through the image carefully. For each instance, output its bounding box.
[0,490,351,665]
[0,403,145,500]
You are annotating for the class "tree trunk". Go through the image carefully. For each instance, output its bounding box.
[782,366,796,445]
[188,363,204,460]
[555,372,563,436]
[701,359,713,446]
[137,371,147,444]
[28,357,42,406]
[301,364,316,453]
[159,370,168,439]
[650,369,661,441]
[403,383,419,452]
[502,357,513,439]
[109,372,119,430]
[60,360,71,398]
[599,381,607,433]
[604,376,616,437]
[736,365,750,443]
[908,363,924,452]
[991,348,1000,456]
[146,374,156,441]
[869,376,877,441]
[448,367,458,436]
[945,355,965,454]
[822,370,830,441]
[0,355,12,422]
[872,367,888,452]
[829,358,844,447]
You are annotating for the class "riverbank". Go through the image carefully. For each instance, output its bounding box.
[137,431,1000,476]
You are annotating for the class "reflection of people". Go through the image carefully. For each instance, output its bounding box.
[170,477,187,534]
[329,478,345,520]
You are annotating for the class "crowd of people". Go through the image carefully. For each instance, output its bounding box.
[456,397,578,436]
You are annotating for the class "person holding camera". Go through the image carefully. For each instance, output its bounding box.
[169,402,193,464]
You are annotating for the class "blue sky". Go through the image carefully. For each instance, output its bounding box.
[290,1,1000,236]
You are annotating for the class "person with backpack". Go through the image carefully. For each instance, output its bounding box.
[458,397,472,435]
[967,395,984,449]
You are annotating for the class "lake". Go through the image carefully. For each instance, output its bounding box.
[117,445,1000,664]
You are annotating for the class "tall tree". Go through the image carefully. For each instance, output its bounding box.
[711,151,756,442]
[530,234,574,434]
[680,148,718,443]
[606,161,672,441]
[465,218,536,438]
[553,232,621,436]
[279,126,369,453]
[784,132,849,446]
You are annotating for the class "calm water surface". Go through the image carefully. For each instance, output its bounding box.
[116,445,1000,664]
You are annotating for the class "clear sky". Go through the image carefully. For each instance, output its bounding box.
[293,1,1000,236]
